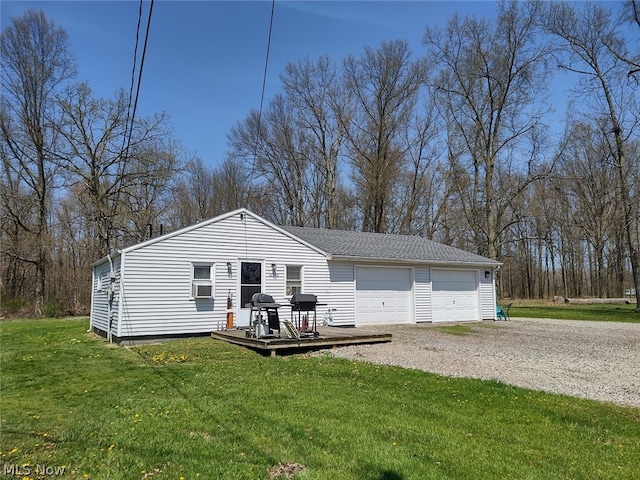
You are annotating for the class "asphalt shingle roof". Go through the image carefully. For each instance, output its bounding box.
[282,226,501,266]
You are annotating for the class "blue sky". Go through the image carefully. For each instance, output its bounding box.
[2,1,511,166]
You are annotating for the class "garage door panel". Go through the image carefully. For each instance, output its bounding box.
[432,269,479,322]
[356,267,412,325]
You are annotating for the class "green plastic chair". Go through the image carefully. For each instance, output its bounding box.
[496,303,511,321]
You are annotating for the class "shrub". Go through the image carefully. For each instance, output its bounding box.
[43,301,60,318]
[1,297,29,316]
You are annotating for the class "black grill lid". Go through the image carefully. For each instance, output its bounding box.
[290,293,317,305]
[251,292,275,305]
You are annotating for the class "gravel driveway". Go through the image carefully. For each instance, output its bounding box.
[322,318,640,408]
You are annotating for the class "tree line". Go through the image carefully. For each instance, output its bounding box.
[2,1,639,316]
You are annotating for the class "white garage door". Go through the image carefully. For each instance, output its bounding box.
[432,269,479,322]
[355,267,412,325]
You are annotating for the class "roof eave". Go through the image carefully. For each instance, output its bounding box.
[92,251,122,268]
[329,254,502,268]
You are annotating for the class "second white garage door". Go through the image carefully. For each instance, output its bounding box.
[432,269,479,322]
[355,266,412,325]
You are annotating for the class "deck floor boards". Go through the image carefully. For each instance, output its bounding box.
[211,326,391,356]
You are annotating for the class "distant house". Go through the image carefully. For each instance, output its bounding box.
[90,208,502,343]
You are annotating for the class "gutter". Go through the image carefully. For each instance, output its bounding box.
[329,255,502,268]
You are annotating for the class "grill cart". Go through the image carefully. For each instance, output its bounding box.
[246,293,281,339]
[289,293,323,338]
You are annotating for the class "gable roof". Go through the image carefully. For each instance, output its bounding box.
[282,225,501,267]
[92,208,500,268]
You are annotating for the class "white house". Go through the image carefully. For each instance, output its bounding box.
[90,208,502,343]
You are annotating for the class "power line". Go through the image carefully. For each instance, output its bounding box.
[247,0,276,201]
[108,0,154,252]
[123,0,144,154]
[124,0,155,159]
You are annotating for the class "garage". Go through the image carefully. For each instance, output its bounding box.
[431,269,479,322]
[355,266,412,325]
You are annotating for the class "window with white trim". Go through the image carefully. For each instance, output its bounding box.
[95,275,103,292]
[285,265,302,296]
[192,263,213,298]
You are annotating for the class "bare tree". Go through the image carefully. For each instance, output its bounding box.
[556,121,620,297]
[169,157,217,228]
[118,140,181,245]
[227,98,311,227]
[609,1,640,81]
[55,82,174,257]
[210,157,255,215]
[1,9,76,314]
[342,39,427,233]
[543,1,640,308]
[281,55,346,229]
[424,0,553,260]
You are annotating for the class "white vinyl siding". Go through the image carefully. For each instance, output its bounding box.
[414,267,431,322]
[90,255,121,335]
[116,212,330,338]
[325,261,356,326]
[479,273,497,320]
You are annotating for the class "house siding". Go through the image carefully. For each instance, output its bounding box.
[326,261,356,326]
[479,275,497,320]
[116,212,330,338]
[90,255,121,335]
[414,267,432,322]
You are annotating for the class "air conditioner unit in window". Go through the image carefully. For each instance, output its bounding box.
[193,284,212,298]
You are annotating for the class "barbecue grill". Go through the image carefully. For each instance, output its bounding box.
[290,293,322,337]
[246,292,281,338]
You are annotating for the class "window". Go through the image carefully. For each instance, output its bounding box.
[286,265,302,296]
[192,263,213,298]
[95,275,103,292]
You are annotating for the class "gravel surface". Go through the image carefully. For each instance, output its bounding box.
[320,318,640,408]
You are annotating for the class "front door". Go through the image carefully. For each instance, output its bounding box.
[237,261,263,327]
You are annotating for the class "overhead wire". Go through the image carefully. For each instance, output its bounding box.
[247,0,276,201]
[122,0,144,155]
[123,0,155,160]
[109,0,154,251]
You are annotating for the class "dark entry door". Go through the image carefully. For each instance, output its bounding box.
[238,261,262,326]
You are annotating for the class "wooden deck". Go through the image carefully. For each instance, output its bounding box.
[211,326,392,357]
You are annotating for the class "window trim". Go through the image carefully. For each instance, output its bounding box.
[285,265,303,298]
[191,262,214,299]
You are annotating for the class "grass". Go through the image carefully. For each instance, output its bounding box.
[434,324,475,335]
[508,302,640,323]
[435,324,501,336]
[1,318,639,479]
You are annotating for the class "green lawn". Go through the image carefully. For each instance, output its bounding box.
[1,318,639,479]
[508,302,640,322]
